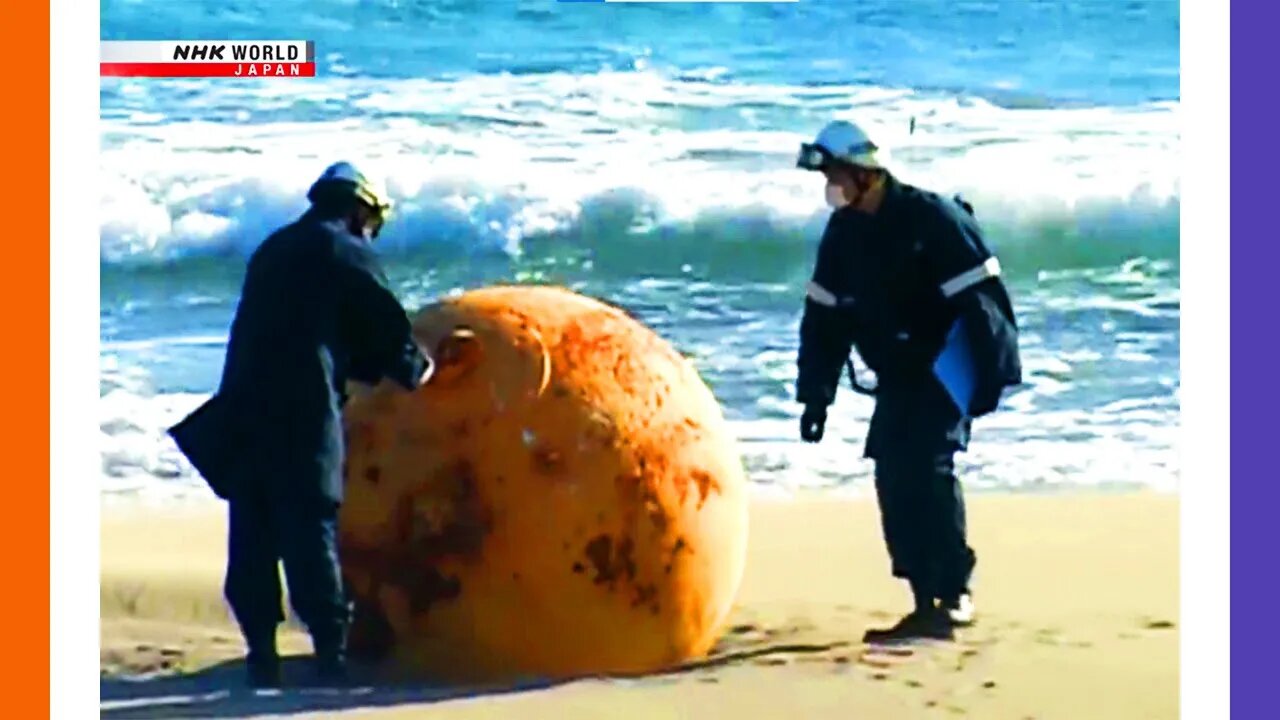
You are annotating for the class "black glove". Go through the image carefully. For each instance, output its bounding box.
[800,405,827,443]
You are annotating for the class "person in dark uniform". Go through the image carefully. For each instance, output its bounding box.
[793,121,1022,642]
[168,162,430,687]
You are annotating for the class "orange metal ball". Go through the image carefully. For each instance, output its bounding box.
[338,285,750,683]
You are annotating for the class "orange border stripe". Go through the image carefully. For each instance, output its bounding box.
[2,0,51,711]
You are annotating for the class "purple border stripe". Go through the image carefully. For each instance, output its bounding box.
[1233,1,1280,716]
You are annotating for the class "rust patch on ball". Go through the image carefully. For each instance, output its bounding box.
[646,501,669,532]
[617,537,637,582]
[346,460,493,624]
[614,473,636,495]
[634,481,672,534]
[407,460,491,560]
[448,419,471,440]
[672,536,689,559]
[631,583,658,610]
[583,535,613,584]
[558,320,617,371]
[403,569,463,613]
[582,534,638,587]
[689,470,721,509]
[531,444,565,475]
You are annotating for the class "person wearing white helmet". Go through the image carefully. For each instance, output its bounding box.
[168,161,430,688]
[795,119,886,212]
[794,120,1022,643]
[306,160,395,241]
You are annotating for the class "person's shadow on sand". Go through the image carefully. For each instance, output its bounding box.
[99,656,560,719]
[100,626,853,718]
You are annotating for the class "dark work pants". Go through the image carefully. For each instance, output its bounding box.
[873,452,976,601]
[224,480,349,659]
[866,377,976,603]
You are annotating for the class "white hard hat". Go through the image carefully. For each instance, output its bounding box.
[796,120,882,171]
[307,161,392,213]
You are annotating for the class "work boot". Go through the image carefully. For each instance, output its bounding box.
[246,651,282,689]
[303,645,350,687]
[244,629,282,689]
[941,593,976,627]
[311,629,350,686]
[315,654,348,685]
[862,607,955,644]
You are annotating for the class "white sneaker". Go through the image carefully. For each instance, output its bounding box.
[944,594,975,626]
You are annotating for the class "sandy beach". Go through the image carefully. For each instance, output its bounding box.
[101,492,1178,719]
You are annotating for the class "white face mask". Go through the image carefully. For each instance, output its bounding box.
[825,182,849,209]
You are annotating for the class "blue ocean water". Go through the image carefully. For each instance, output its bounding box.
[99,0,1180,500]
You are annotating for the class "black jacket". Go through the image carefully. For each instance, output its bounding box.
[168,210,428,503]
[796,176,1021,419]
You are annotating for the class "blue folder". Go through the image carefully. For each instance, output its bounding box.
[933,319,976,416]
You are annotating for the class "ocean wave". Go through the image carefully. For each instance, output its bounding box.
[100,73,1179,272]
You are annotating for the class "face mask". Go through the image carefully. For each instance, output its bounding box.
[825,183,849,209]
[346,216,370,242]
[348,207,384,241]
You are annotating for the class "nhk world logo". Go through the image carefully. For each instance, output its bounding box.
[100,41,316,78]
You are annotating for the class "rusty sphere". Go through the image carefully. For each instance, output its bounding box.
[338,285,750,683]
